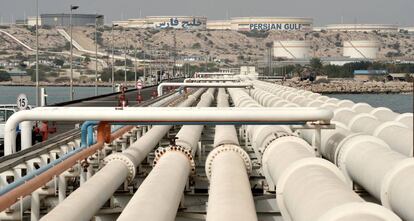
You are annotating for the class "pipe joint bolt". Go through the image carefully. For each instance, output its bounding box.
[153,145,196,175]
[104,153,137,183]
[205,144,252,180]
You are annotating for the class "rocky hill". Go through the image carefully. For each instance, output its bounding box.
[0,26,413,65]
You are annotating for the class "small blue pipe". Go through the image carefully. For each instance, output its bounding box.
[0,123,123,196]
[81,121,139,147]
[81,121,98,147]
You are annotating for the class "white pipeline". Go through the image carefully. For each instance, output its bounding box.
[40,90,205,221]
[157,82,252,96]
[254,81,413,220]
[205,88,256,221]
[254,81,413,156]
[4,105,333,155]
[117,89,215,221]
[229,87,401,221]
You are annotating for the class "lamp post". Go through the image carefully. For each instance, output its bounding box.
[134,46,137,85]
[94,14,103,96]
[124,29,128,85]
[111,24,118,92]
[35,0,39,106]
[69,4,79,101]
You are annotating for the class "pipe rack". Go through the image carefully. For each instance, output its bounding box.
[157,82,253,96]
[117,88,215,221]
[4,106,333,155]
[40,90,206,221]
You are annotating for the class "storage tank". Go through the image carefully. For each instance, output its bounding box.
[273,40,311,59]
[343,40,380,59]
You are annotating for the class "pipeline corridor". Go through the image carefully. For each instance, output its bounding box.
[0,76,413,221]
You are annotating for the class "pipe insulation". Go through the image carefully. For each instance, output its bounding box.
[253,81,413,156]
[117,89,215,221]
[40,90,205,221]
[254,81,414,220]
[205,88,256,221]
[254,80,412,127]
[229,87,401,221]
[213,88,239,147]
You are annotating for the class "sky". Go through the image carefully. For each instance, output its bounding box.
[0,0,413,26]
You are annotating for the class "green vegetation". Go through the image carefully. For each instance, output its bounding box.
[191,43,201,49]
[322,61,414,78]
[0,70,11,81]
[99,68,142,82]
[26,64,52,81]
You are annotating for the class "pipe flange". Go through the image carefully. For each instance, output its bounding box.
[205,144,252,180]
[380,158,414,210]
[104,153,136,183]
[153,145,196,175]
[261,132,297,154]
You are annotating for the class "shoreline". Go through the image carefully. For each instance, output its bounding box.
[278,80,413,94]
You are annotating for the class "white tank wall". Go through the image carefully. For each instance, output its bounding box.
[273,41,311,59]
[343,40,380,59]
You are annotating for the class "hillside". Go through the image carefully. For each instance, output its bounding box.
[0,26,413,65]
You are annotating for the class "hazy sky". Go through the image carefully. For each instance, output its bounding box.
[1,0,413,26]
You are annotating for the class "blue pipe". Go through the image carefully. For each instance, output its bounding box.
[81,121,138,147]
[81,121,98,147]
[0,123,123,196]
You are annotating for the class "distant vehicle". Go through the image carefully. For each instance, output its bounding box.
[0,104,43,156]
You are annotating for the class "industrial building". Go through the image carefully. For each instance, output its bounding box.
[22,14,104,27]
[325,24,399,32]
[41,14,104,26]
[113,16,207,29]
[353,69,388,81]
[207,17,313,31]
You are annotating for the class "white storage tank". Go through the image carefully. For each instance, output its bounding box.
[273,40,311,59]
[343,40,380,59]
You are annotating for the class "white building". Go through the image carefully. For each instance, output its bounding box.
[207,17,313,31]
[113,16,207,29]
[27,16,41,26]
[326,24,398,32]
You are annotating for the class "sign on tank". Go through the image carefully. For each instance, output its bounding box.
[248,23,304,31]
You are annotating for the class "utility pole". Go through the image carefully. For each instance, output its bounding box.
[69,5,79,100]
[172,32,177,78]
[134,46,137,84]
[124,28,127,84]
[94,14,103,96]
[111,24,118,92]
[35,0,39,106]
